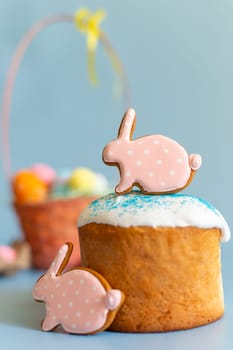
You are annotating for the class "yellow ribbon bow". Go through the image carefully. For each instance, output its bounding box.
[75,8,106,85]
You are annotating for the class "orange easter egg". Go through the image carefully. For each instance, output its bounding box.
[12,170,48,204]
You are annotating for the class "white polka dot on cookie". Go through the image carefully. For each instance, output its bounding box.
[136,160,142,166]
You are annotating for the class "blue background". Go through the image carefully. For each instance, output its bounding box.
[0,1,233,348]
[1,0,232,260]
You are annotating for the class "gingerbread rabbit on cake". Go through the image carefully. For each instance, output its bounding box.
[103,109,202,194]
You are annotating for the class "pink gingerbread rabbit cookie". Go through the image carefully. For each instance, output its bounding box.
[33,243,124,335]
[103,108,202,194]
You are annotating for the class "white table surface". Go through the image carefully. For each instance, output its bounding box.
[0,265,232,350]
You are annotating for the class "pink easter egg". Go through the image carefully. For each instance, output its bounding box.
[31,163,56,186]
[0,245,17,262]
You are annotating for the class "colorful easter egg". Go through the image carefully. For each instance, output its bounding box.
[68,168,97,192]
[31,163,56,186]
[0,245,17,262]
[12,170,48,204]
[94,173,109,194]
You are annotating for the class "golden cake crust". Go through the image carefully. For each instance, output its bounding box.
[79,223,224,332]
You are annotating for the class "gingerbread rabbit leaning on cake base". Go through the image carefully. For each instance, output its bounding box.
[103,108,202,195]
[33,243,125,334]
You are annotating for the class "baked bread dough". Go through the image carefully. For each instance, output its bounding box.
[78,192,230,332]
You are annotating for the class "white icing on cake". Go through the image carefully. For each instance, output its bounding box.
[78,192,231,243]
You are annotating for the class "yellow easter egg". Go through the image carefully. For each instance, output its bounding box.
[68,168,97,192]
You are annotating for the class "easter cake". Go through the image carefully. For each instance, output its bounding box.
[78,108,231,332]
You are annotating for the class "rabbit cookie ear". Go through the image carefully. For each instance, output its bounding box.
[48,243,72,276]
[118,108,136,140]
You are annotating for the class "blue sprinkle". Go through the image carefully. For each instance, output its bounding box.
[84,191,218,215]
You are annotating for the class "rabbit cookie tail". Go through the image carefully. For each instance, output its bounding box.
[189,154,202,171]
[48,243,73,276]
[105,289,124,311]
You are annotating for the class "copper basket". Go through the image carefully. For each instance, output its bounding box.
[14,196,96,269]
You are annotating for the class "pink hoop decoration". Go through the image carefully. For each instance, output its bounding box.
[1,13,131,179]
